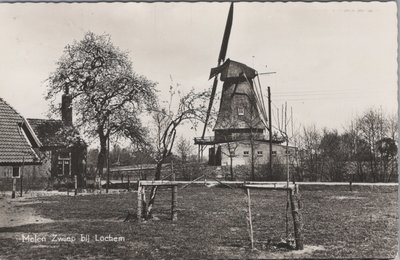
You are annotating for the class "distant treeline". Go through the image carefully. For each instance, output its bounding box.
[290,108,397,182]
[86,107,397,183]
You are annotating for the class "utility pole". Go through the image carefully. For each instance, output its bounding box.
[106,118,110,194]
[268,87,273,176]
[258,69,276,178]
[285,102,289,187]
[20,155,25,197]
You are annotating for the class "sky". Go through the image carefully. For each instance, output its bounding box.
[0,2,397,145]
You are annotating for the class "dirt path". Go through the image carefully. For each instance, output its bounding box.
[0,194,54,228]
[215,245,325,259]
[0,189,128,229]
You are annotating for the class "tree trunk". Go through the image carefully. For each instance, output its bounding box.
[250,142,255,181]
[388,159,395,182]
[145,160,163,219]
[97,135,107,177]
[251,163,255,181]
[230,156,233,180]
[357,161,363,182]
[290,188,304,250]
[369,160,375,182]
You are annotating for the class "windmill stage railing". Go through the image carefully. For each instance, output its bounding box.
[194,136,216,145]
[194,135,284,145]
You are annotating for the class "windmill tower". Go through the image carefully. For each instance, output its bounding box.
[211,59,266,143]
[195,3,271,167]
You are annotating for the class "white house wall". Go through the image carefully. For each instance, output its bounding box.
[0,151,51,179]
[219,141,296,167]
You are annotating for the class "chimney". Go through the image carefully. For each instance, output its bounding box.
[61,86,73,126]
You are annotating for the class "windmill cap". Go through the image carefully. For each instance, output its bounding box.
[209,59,257,81]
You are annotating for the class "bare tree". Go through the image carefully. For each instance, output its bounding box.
[144,86,210,219]
[342,120,372,182]
[319,128,348,181]
[176,136,193,164]
[298,125,322,181]
[220,139,239,180]
[356,108,389,182]
[385,112,398,181]
[46,32,156,177]
[176,136,194,180]
[298,108,397,182]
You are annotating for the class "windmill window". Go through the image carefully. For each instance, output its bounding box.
[257,151,263,157]
[238,107,245,116]
[243,151,250,157]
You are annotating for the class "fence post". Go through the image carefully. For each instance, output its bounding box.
[246,188,254,249]
[290,186,304,250]
[99,175,102,194]
[12,178,16,199]
[74,175,78,196]
[137,181,142,222]
[141,186,147,216]
[171,161,175,181]
[20,173,23,197]
[171,185,178,221]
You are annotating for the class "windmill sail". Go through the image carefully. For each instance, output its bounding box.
[218,2,234,63]
[195,3,278,168]
[243,73,269,129]
[201,2,234,139]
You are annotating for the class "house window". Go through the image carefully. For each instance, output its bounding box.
[4,168,11,177]
[238,107,245,116]
[272,151,277,156]
[12,167,20,178]
[243,151,250,157]
[257,151,263,157]
[285,150,291,155]
[57,152,71,176]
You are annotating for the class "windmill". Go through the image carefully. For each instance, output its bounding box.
[195,3,273,168]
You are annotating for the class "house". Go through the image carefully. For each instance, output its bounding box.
[26,90,87,186]
[219,141,297,167]
[0,97,42,179]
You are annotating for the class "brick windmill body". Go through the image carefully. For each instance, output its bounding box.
[213,59,265,142]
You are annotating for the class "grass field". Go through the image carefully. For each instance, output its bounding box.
[0,185,397,259]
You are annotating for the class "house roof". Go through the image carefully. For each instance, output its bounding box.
[0,98,42,166]
[27,118,64,148]
[27,118,86,149]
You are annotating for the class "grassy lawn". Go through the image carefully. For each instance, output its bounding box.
[0,185,397,259]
